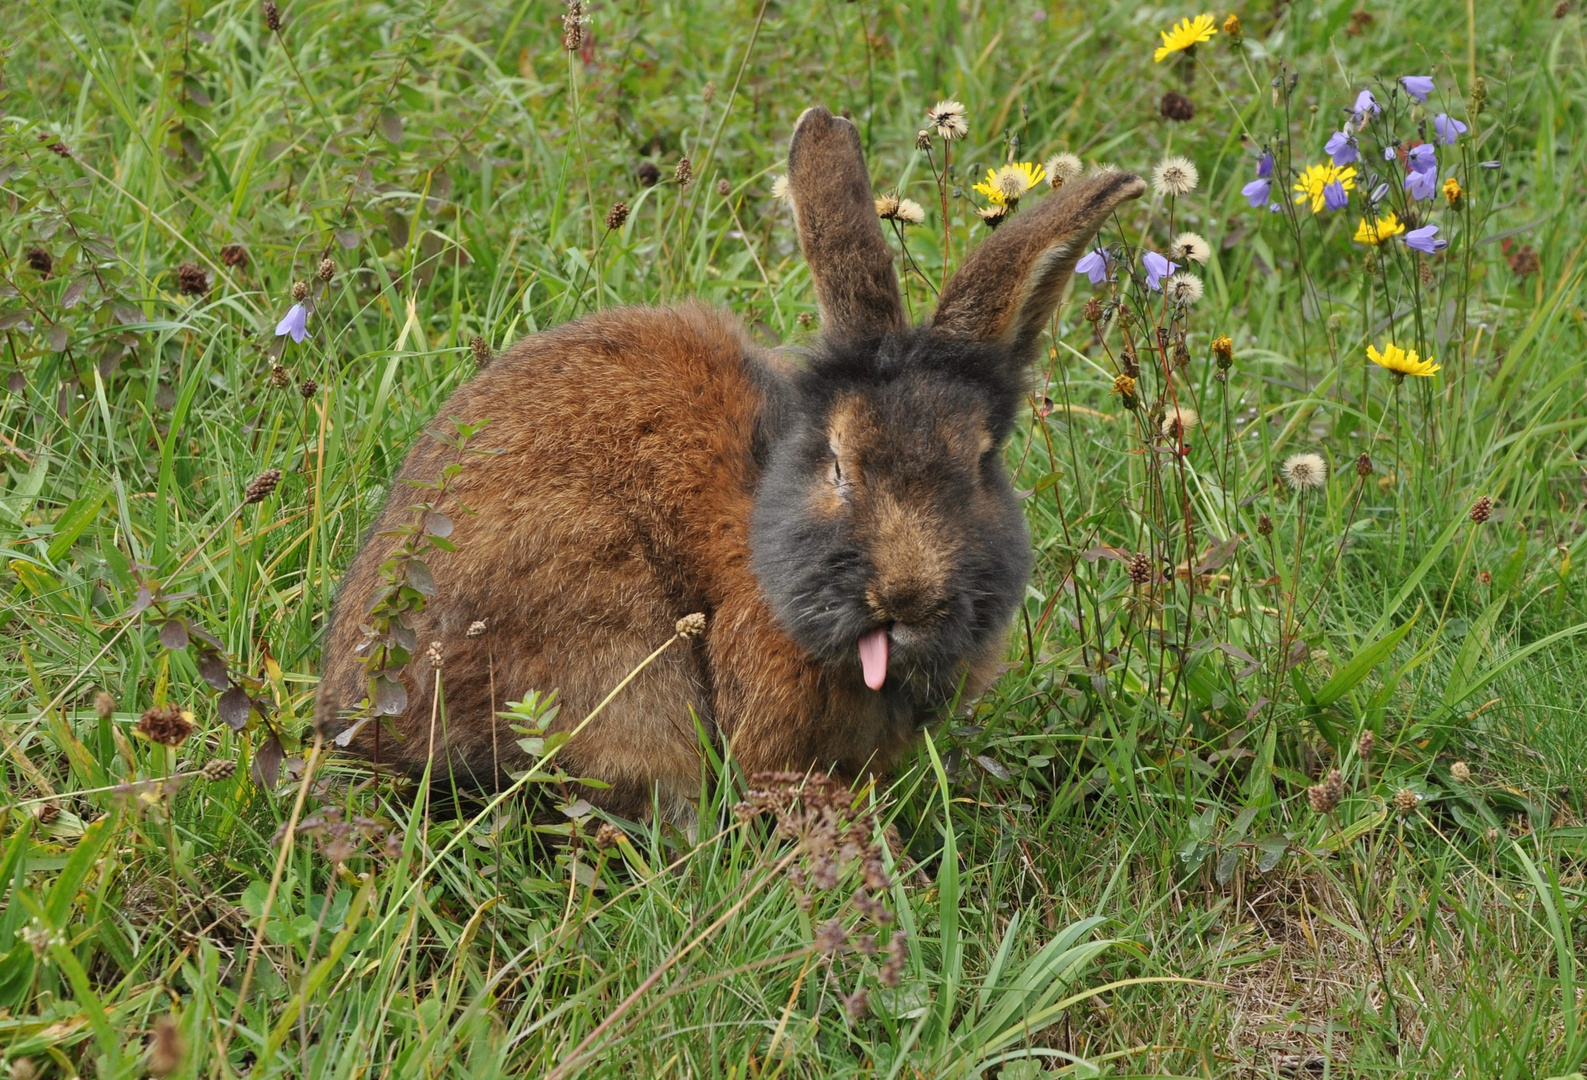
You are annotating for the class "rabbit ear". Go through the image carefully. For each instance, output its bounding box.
[931,170,1146,360]
[785,106,905,339]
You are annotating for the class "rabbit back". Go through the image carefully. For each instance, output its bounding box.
[316,303,772,819]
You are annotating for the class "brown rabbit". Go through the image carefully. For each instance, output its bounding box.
[315,106,1144,821]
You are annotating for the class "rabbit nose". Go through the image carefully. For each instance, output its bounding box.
[868,577,948,627]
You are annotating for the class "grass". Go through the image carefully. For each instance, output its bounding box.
[3,0,1587,1075]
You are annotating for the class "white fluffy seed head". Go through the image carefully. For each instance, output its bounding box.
[1171,231,1212,265]
[895,198,926,224]
[1166,272,1204,306]
[1043,152,1083,187]
[771,175,790,202]
[1161,406,1200,441]
[1282,452,1329,492]
[1152,155,1199,197]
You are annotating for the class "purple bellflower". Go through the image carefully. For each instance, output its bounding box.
[1075,248,1110,285]
[1325,131,1358,166]
[1352,90,1380,120]
[275,303,309,344]
[1142,251,1179,290]
[1323,180,1350,210]
[1433,114,1468,145]
[1403,224,1446,253]
[1401,75,1435,103]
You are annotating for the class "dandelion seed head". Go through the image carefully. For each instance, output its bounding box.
[926,99,968,141]
[1152,155,1199,197]
[1170,231,1211,264]
[1165,271,1204,305]
[1043,152,1083,187]
[1282,452,1328,492]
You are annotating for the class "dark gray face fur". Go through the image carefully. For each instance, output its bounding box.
[748,331,1033,704]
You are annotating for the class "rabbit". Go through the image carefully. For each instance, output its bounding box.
[314,106,1145,822]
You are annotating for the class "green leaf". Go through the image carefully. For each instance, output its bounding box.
[1313,613,1418,707]
[45,483,110,564]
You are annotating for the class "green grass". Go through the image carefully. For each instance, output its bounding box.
[3,0,1587,1075]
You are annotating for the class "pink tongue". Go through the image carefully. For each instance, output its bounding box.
[858,628,889,691]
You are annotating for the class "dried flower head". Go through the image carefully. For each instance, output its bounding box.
[1469,495,1493,523]
[298,377,318,399]
[291,280,308,302]
[1110,372,1138,409]
[1211,334,1233,367]
[315,257,334,282]
[466,619,488,637]
[1152,155,1199,197]
[201,758,237,782]
[701,80,716,103]
[1083,296,1104,323]
[1355,452,1373,478]
[1160,91,1196,122]
[797,311,813,328]
[220,244,249,268]
[1508,244,1540,278]
[1392,787,1420,815]
[95,690,117,719]
[914,129,932,151]
[19,918,64,959]
[716,178,731,198]
[1282,453,1328,492]
[925,99,968,141]
[815,918,848,955]
[842,985,869,1020]
[262,0,282,31]
[1450,760,1472,783]
[605,201,630,231]
[1308,769,1344,813]
[594,822,627,850]
[25,248,53,277]
[976,203,1009,228]
[1043,152,1082,188]
[470,336,491,368]
[1165,271,1204,306]
[269,363,290,389]
[1127,551,1153,586]
[1357,729,1376,759]
[426,641,443,669]
[637,161,660,188]
[138,704,193,747]
[561,1,584,51]
[1222,13,1243,43]
[1257,513,1274,537]
[1161,405,1198,444]
[46,141,71,158]
[176,263,210,296]
[1170,231,1212,265]
[676,612,707,638]
[244,468,283,504]
[673,157,693,188]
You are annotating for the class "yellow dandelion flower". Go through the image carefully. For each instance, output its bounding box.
[1353,211,1406,245]
[1443,176,1463,206]
[1367,342,1441,379]
[1153,14,1218,63]
[1292,162,1357,213]
[972,161,1046,206]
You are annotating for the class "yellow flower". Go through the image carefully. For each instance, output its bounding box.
[1153,14,1218,62]
[1367,342,1441,378]
[1292,162,1357,213]
[1443,176,1463,206]
[1353,211,1406,245]
[972,161,1047,206]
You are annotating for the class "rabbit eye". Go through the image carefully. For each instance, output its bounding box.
[829,455,852,495]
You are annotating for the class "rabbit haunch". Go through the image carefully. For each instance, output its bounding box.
[314,105,1145,820]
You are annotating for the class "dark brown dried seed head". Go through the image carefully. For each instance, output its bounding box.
[299,378,318,399]
[1257,513,1274,537]
[673,157,693,188]
[1160,91,1195,122]
[201,758,238,782]
[269,363,290,389]
[291,280,308,302]
[604,201,630,231]
[25,248,53,277]
[244,468,282,503]
[220,243,249,268]
[637,161,660,187]
[138,704,193,747]
[176,262,209,296]
[1307,768,1343,813]
[1127,551,1153,585]
[1355,452,1373,478]
[1469,495,1493,523]
[317,257,334,282]
[262,0,282,31]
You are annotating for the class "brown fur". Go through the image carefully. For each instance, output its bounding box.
[316,107,1144,820]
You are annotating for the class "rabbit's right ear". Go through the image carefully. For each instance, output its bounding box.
[785,107,905,339]
[931,170,1146,363]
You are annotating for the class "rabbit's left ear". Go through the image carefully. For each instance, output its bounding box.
[931,170,1146,362]
[785,107,905,339]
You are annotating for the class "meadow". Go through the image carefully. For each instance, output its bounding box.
[3,0,1587,1075]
